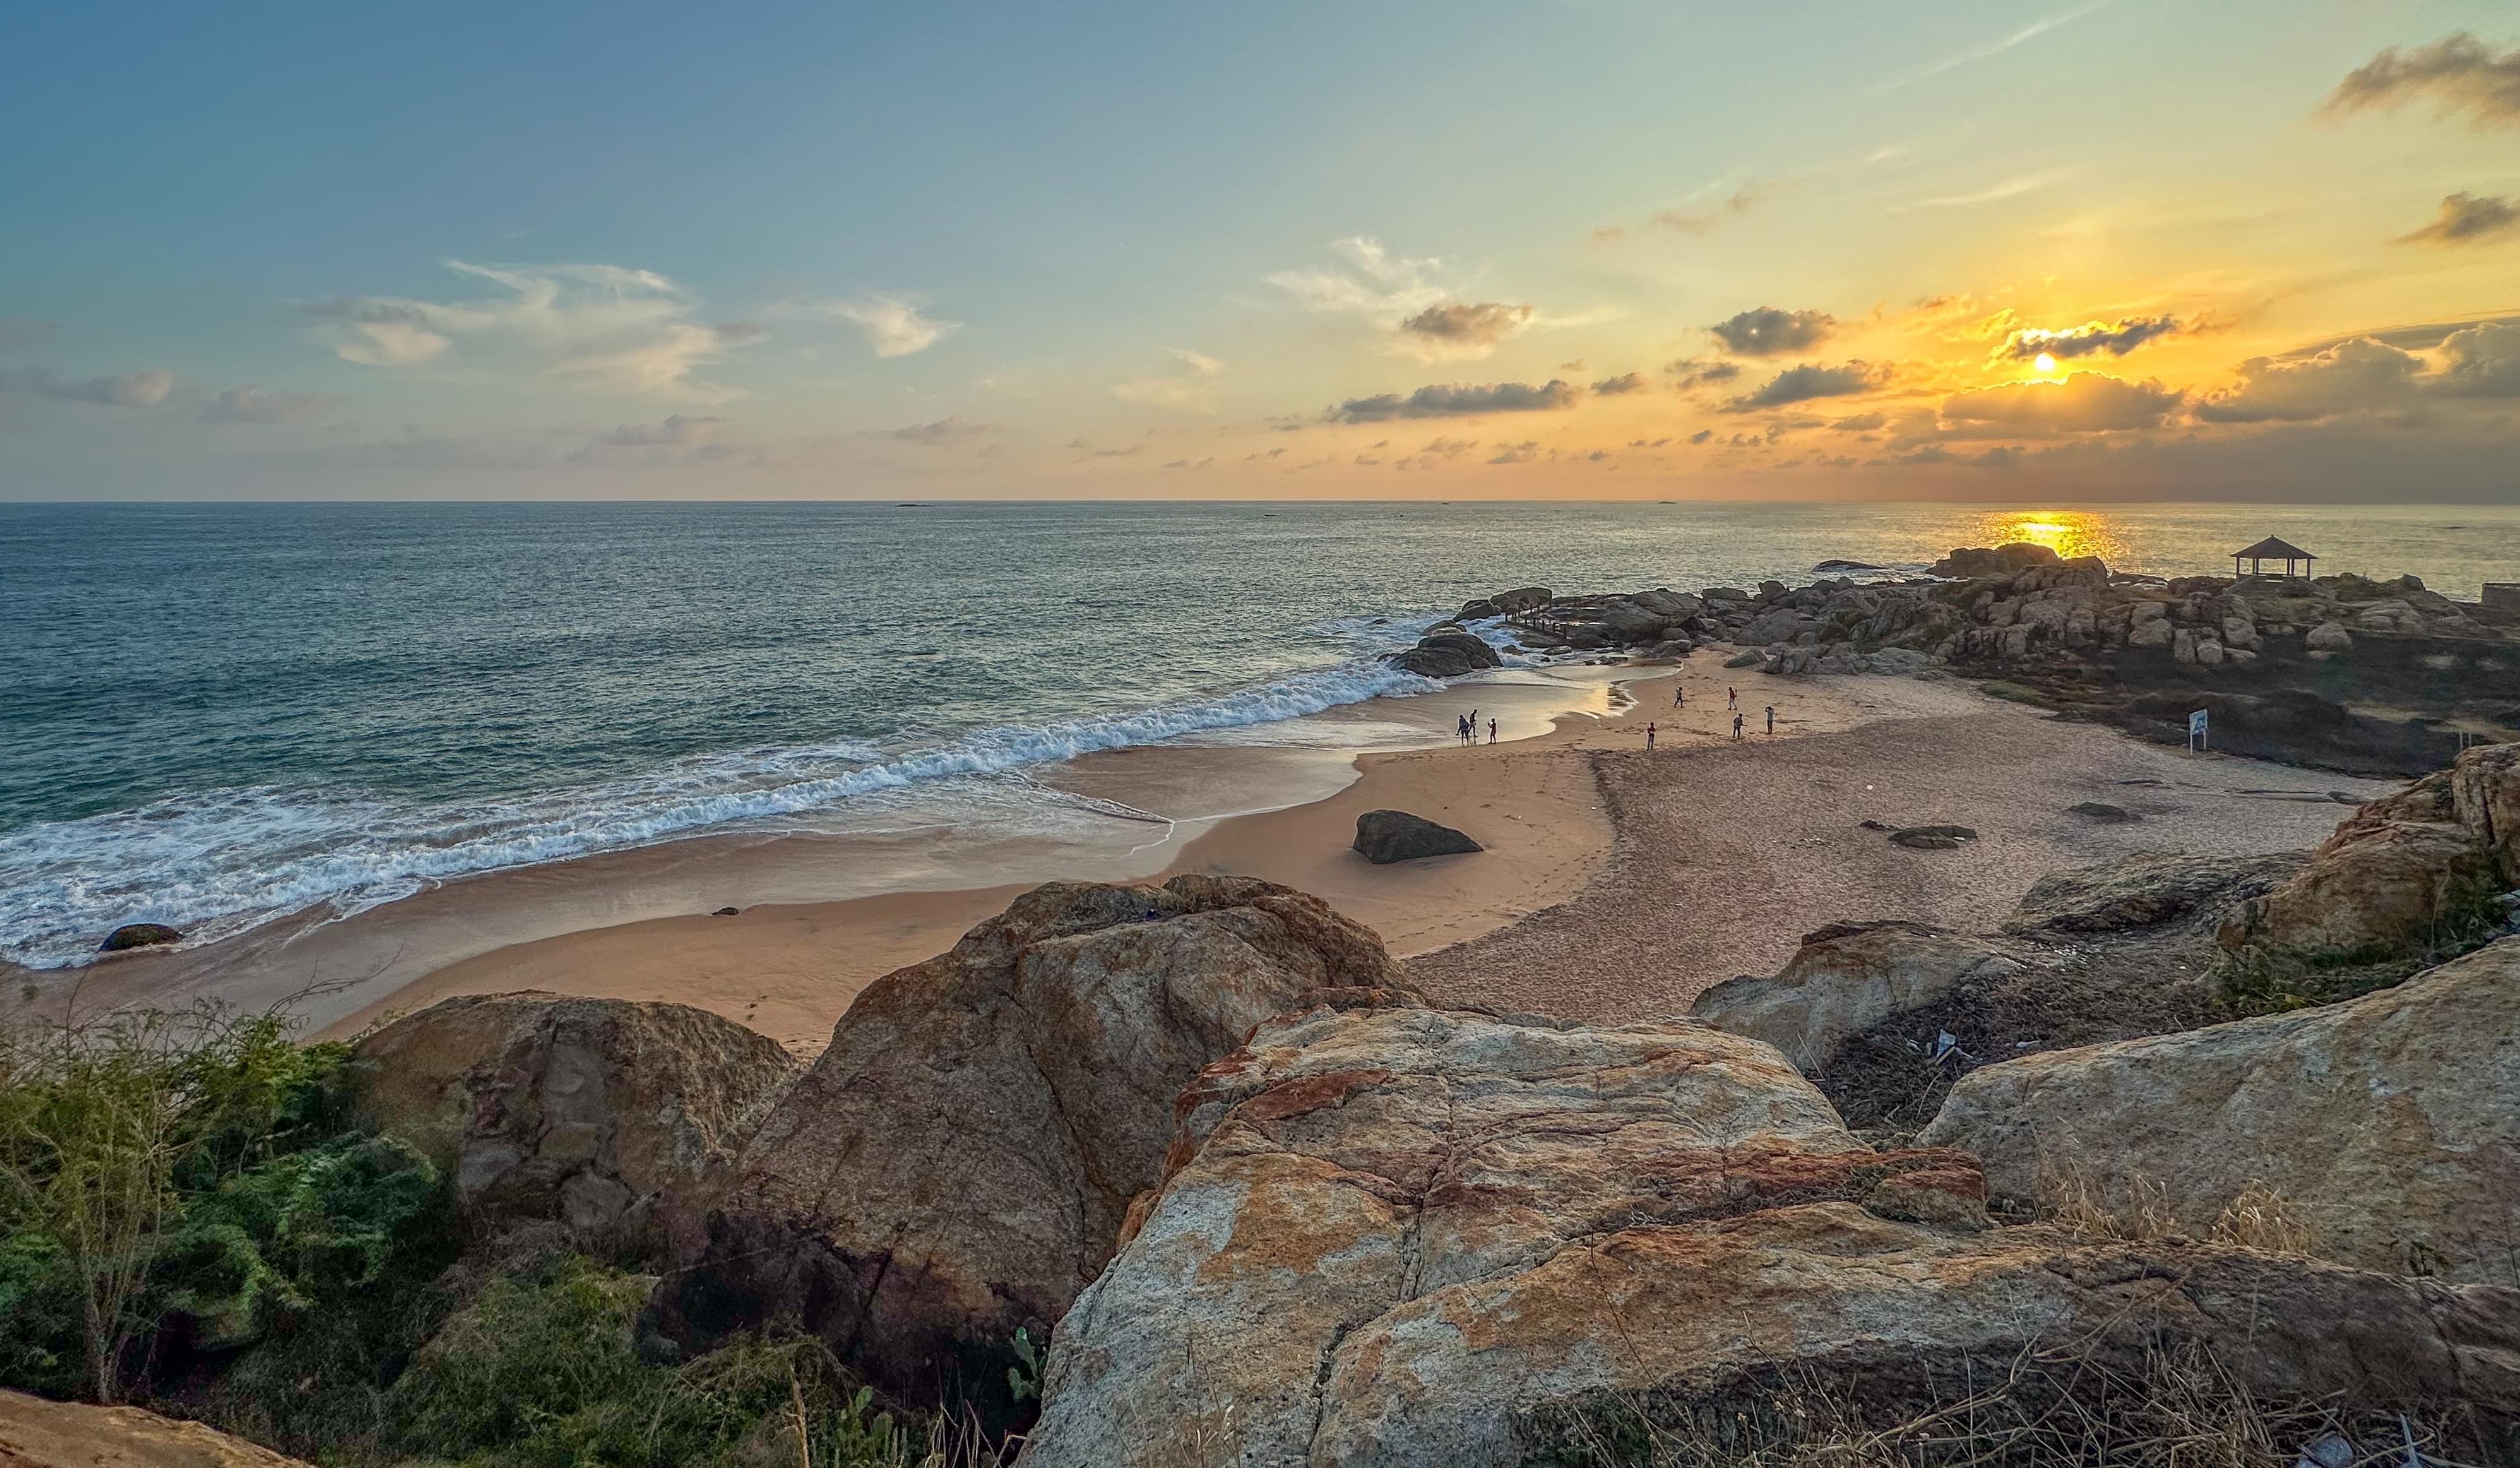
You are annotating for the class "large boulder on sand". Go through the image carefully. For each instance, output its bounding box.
[1691,920,2024,1074]
[1384,630,1502,679]
[650,876,1415,1405]
[1018,1006,2520,1468]
[0,1389,315,1466]
[1352,809,1482,864]
[1920,936,2520,1284]
[353,993,797,1258]
[2223,746,2517,959]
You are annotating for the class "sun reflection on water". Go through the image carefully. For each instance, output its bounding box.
[1971,510,2129,566]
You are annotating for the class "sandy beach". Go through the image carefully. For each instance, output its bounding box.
[23,653,2396,1056]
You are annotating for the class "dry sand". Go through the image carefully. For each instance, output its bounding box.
[28,654,2396,1056]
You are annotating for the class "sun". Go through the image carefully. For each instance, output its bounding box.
[2033,352,2058,374]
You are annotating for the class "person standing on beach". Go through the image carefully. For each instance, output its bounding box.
[1766,705,1776,735]
[1457,713,1470,743]
[1646,721,1657,750]
[1732,712,1744,741]
[1727,687,1738,712]
[1487,719,1497,744]
[1673,684,1685,708]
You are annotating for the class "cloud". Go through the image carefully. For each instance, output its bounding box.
[2323,32,2520,128]
[0,317,58,351]
[1941,372,2182,433]
[1906,168,2076,210]
[2399,191,2520,245]
[1268,237,1447,319]
[1724,361,1884,411]
[1590,371,1647,395]
[594,414,724,446]
[1993,314,2182,361]
[0,367,174,407]
[1396,301,1534,359]
[2437,321,2520,397]
[1687,429,1714,444]
[309,260,756,398]
[1329,379,1579,422]
[1487,439,1540,465]
[2192,338,2423,422]
[1882,3,2110,91]
[1114,347,1226,412]
[812,294,957,357]
[202,385,341,424]
[1665,357,1742,390]
[881,415,997,446]
[1831,412,1887,432]
[1710,306,1836,357]
[1595,180,1767,241]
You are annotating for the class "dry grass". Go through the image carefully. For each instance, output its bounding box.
[2032,1166,2320,1258]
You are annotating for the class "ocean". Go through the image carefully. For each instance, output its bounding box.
[7,498,2518,970]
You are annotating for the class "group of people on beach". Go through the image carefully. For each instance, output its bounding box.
[1639,683,1775,749]
[1455,708,1495,745]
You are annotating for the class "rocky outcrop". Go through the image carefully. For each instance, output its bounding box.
[0,1390,312,1467]
[2004,849,2305,934]
[353,993,797,1258]
[98,922,182,952]
[1921,936,2520,1284]
[1691,920,2024,1073]
[1351,809,1482,864]
[650,876,1416,1406]
[2223,744,2519,960]
[1928,542,2104,582]
[1384,626,1501,679]
[1018,1006,2520,1468]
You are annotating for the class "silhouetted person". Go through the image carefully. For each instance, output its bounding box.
[1673,684,1685,707]
[1732,712,1744,741]
[1646,721,1657,750]
[1487,719,1497,744]
[1727,687,1738,711]
[1766,705,1776,734]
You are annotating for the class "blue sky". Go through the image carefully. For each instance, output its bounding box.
[5,0,2518,499]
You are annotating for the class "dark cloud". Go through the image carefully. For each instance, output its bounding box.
[1995,315,2182,361]
[595,414,725,446]
[2399,191,2520,246]
[1723,361,1884,411]
[1329,380,1579,422]
[0,367,173,407]
[1942,373,2184,433]
[1687,429,1714,444]
[1595,181,1766,240]
[1397,301,1533,347]
[2437,321,2520,397]
[1664,357,1742,389]
[202,385,342,425]
[1710,306,1836,357]
[1590,371,1647,395]
[881,415,997,446]
[2323,32,2520,128]
[1830,412,1887,433]
[2193,339,2423,422]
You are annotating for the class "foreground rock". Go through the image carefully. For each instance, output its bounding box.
[1692,920,2023,1073]
[1019,1006,2520,1468]
[651,876,1415,1407]
[354,993,797,1259]
[1351,808,1482,864]
[2223,741,2519,962]
[0,1390,312,1467]
[1922,936,2520,1284]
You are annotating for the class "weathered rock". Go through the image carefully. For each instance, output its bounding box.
[1351,809,1482,864]
[354,993,798,1258]
[2065,801,2140,822]
[0,1390,314,1467]
[651,876,1414,1405]
[1385,630,1502,679]
[2307,619,2354,652]
[2223,754,2511,958]
[1692,921,2026,1073]
[1929,543,2104,580]
[1723,648,1763,668]
[1922,936,2520,1284]
[1019,1006,2520,1468]
[1491,586,1552,614]
[2452,739,2520,876]
[98,922,182,953]
[1889,824,1977,849]
[2005,850,2303,934]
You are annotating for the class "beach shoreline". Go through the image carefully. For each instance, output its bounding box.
[13,652,2399,1056]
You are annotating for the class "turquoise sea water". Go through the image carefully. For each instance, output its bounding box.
[6,499,2517,968]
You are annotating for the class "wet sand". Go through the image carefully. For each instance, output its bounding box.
[17,655,2396,1056]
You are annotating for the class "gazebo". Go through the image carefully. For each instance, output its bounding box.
[2232,536,2315,579]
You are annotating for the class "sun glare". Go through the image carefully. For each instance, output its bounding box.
[1973,510,2130,565]
[2033,352,2057,374]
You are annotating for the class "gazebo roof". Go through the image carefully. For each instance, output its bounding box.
[2232,535,2314,561]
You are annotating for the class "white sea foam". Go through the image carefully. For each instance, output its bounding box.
[0,656,1442,970]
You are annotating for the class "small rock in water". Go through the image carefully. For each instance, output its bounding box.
[1811,558,1884,573]
[713,906,741,916]
[1353,809,1483,864]
[98,922,182,953]
[2067,801,2141,823]
[1889,825,1978,850]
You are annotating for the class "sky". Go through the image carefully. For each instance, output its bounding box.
[3,0,2517,502]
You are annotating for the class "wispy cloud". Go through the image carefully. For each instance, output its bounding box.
[1881,3,2110,92]
[0,367,174,407]
[1904,167,2077,210]
[1992,315,2183,361]
[1328,379,1579,422]
[2322,32,2520,128]
[2398,191,2520,246]
[1114,347,1226,412]
[203,385,340,424]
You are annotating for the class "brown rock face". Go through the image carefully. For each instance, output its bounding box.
[651,875,1412,1405]
[1922,936,2520,1284]
[353,992,798,1258]
[1019,1005,2517,1468]
[0,1390,312,1467]
[2225,747,2517,958]
[1691,920,2024,1073]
